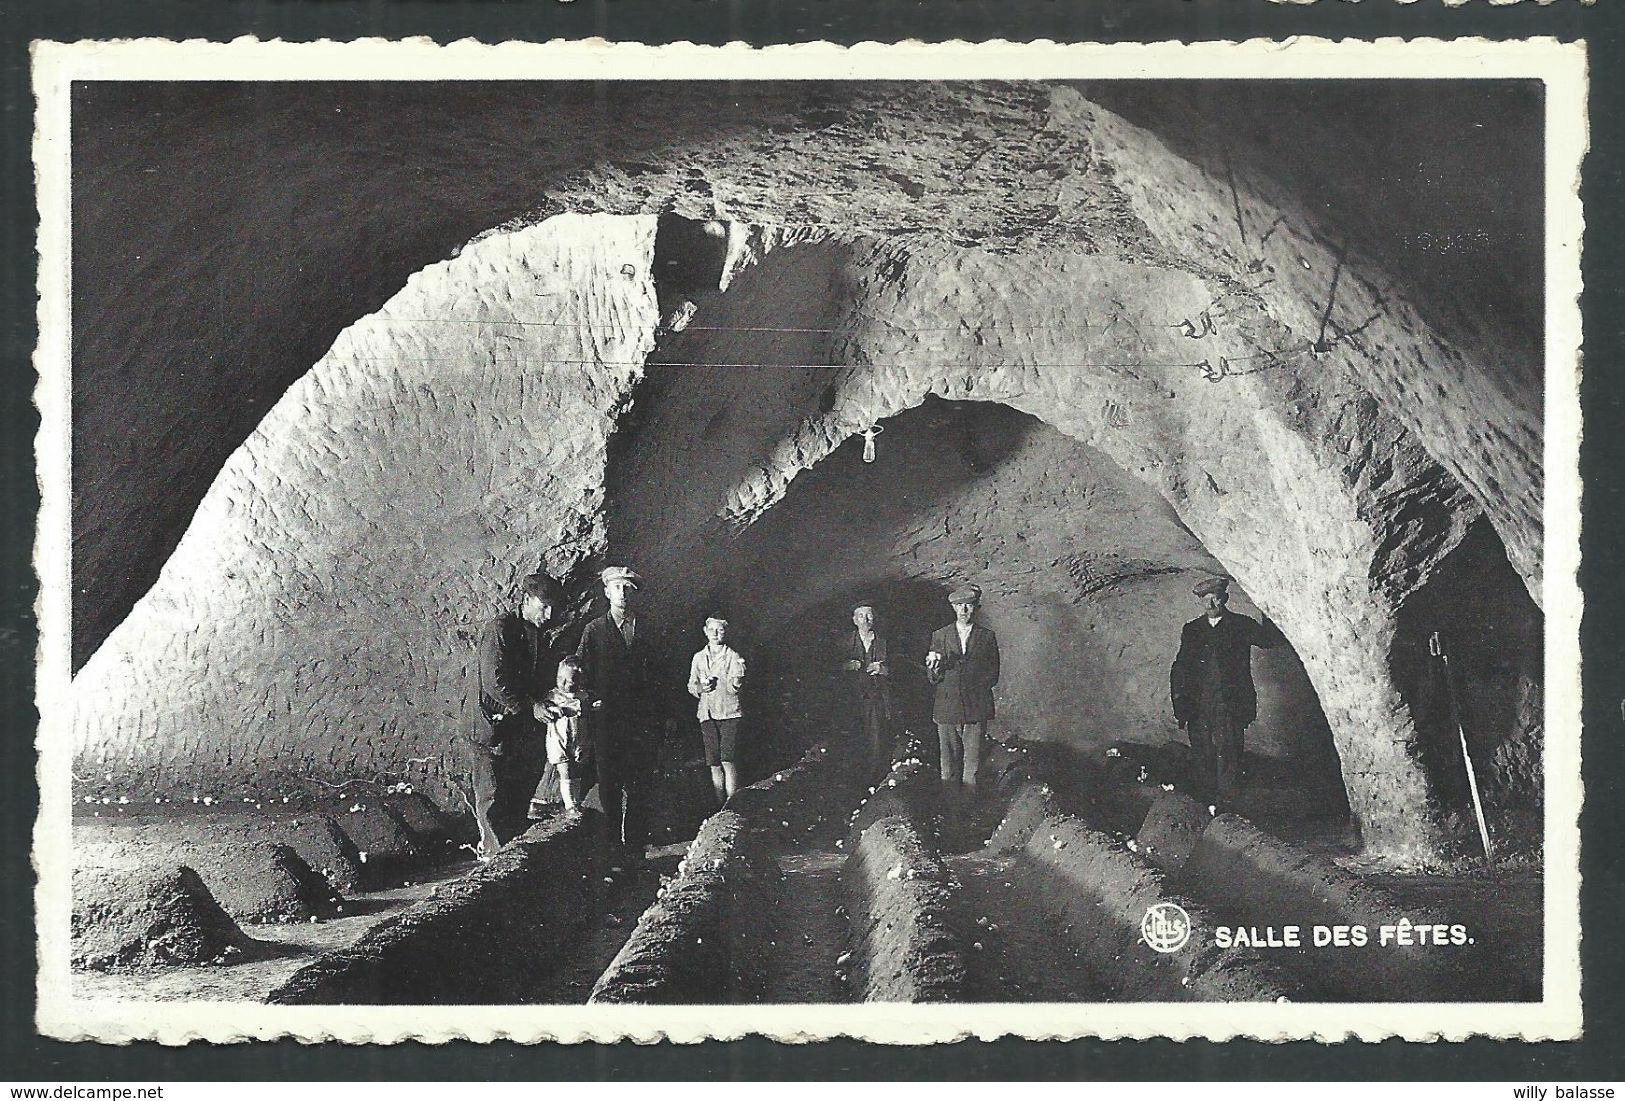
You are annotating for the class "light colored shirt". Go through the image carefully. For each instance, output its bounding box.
[542,687,593,762]
[956,621,974,652]
[688,644,746,721]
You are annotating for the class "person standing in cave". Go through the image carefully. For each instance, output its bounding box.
[687,616,748,807]
[842,601,894,780]
[925,585,1000,811]
[574,565,659,865]
[541,656,601,818]
[1170,576,1284,805]
[470,570,568,858]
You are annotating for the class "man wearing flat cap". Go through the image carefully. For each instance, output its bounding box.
[925,584,1000,807]
[1170,576,1284,804]
[842,601,895,781]
[470,570,569,856]
[574,566,658,860]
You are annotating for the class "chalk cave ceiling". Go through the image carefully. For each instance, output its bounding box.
[71,79,1543,668]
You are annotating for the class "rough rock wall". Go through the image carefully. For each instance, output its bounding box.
[1076,93,1543,603]
[72,85,1543,866]
[1392,519,1545,858]
[72,81,1543,665]
[67,80,1161,665]
[72,214,661,806]
[606,227,1487,861]
[1077,80,1543,368]
[634,395,1338,786]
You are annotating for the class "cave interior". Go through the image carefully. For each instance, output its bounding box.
[594,216,1539,858]
[67,80,1545,874]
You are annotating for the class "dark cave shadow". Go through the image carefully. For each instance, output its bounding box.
[1104,737,1351,828]
[737,575,964,785]
[70,81,888,667]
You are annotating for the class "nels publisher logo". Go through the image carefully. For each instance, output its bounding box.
[1141,902,1192,954]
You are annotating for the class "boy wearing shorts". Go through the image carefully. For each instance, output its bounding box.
[687,617,747,806]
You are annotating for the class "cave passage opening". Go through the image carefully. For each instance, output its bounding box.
[625,394,1352,840]
[583,215,1537,863]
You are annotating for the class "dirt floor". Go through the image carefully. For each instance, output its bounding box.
[762,851,852,1003]
[947,851,1106,1001]
[1372,867,1544,999]
[69,753,1547,1005]
[72,859,478,1002]
[525,851,679,1004]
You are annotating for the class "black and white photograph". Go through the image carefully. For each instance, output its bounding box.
[31,38,1584,1044]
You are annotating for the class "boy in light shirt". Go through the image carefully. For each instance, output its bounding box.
[687,617,747,806]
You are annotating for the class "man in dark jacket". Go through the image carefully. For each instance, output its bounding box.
[471,571,567,856]
[842,601,894,780]
[574,565,657,860]
[1170,576,1283,803]
[925,584,1000,803]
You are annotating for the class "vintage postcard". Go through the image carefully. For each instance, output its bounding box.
[32,36,1585,1044]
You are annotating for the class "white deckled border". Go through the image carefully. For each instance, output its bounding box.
[32,35,1588,1046]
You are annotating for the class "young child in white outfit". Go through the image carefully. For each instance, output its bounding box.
[542,656,600,816]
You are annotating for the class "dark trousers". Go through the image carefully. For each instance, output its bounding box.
[1189,713,1247,801]
[858,697,891,777]
[467,721,548,853]
[596,730,655,852]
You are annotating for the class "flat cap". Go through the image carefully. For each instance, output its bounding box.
[1192,576,1231,597]
[600,565,642,589]
[521,571,563,601]
[948,584,982,604]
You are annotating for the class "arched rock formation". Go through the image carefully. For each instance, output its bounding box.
[71,85,1543,868]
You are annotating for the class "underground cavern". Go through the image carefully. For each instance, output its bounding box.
[62,77,1549,1007]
